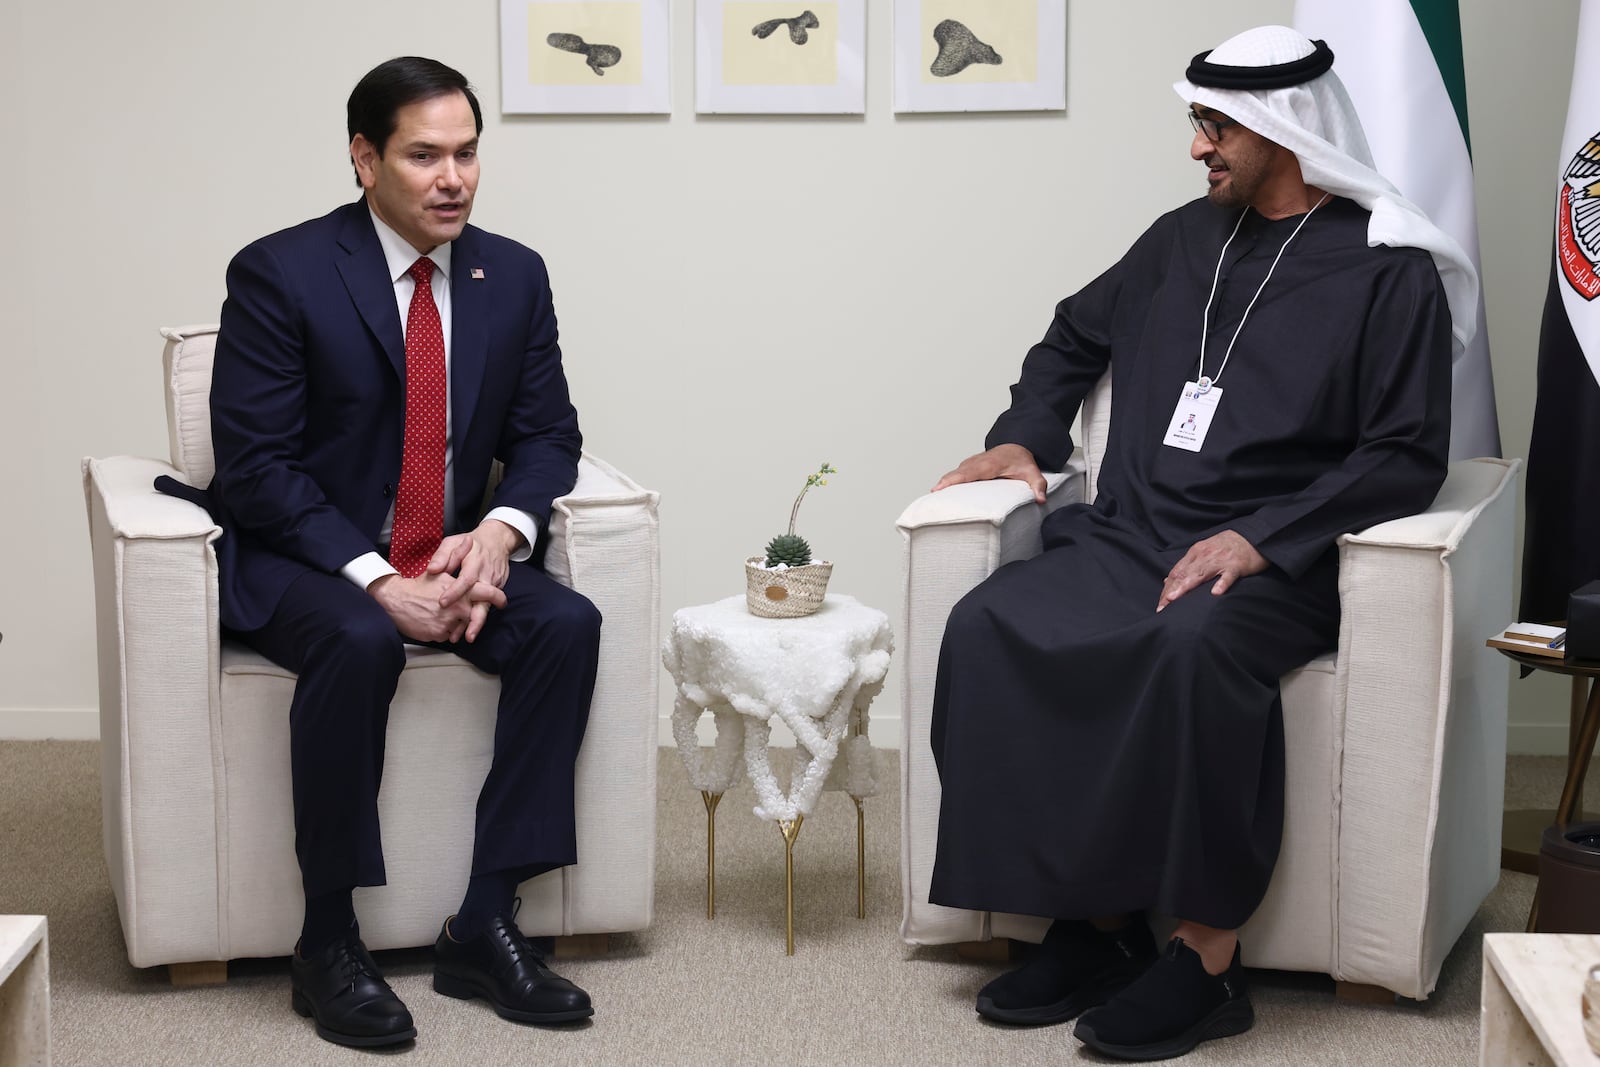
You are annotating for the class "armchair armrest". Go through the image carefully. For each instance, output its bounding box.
[895,456,1085,944]
[82,455,227,967]
[545,451,662,931]
[895,464,1083,534]
[1330,457,1520,996]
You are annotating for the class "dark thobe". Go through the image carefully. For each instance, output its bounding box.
[928,197,1453,929]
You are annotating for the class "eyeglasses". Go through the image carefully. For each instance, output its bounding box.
[1188,109,1237,142]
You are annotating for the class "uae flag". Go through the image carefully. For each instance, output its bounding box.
[1522,0,1600,622]
[1294,0,1501,460]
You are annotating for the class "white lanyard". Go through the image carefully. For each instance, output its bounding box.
[1195,193,1331,393]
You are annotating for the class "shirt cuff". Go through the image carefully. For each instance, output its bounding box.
[342,551,399,591]
[485,507,540,563]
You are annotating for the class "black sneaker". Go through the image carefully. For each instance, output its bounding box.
[1073,936,1254,1061]
[974,918,1158,1026]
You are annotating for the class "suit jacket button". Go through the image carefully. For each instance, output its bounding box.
[383,484,394,498]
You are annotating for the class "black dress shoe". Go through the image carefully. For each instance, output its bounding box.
[290,928,417,1048]
[975,917,1157,1026]
[433,914,594,1024]
[1073,937,1253,1061]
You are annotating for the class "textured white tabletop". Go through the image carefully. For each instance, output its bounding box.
[1482,932,1600,1066]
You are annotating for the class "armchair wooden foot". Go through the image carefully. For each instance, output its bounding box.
[552,933,611,959]
[1334,980,1396,1005]
[168,961,228,987]
[955,939,1014,963]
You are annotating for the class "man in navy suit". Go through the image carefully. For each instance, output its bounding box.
[208,56,598,1048]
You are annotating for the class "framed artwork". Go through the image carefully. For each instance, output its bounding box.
[893,0,1065,113]
[696,1,866,113]
[500,0,671,114]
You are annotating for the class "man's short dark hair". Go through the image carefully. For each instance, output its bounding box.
[347,57,484,183]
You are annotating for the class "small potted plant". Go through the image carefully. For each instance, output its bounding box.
[746,463,836,618]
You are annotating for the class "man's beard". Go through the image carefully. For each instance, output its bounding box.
[1205,146,1270,208]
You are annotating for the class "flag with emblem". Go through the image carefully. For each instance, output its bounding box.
[1520,0,1600,621]
[1294,0,1500,460]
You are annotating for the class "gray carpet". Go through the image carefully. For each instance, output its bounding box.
[1,742,1589,1066]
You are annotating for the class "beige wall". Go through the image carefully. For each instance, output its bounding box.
[0,1,1581,750]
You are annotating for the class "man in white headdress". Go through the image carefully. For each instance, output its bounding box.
[926,26,1472,1061]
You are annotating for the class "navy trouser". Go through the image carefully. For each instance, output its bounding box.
[232,561,600,898]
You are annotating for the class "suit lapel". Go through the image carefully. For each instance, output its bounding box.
[335,202,405,381]
[450,226,489,444]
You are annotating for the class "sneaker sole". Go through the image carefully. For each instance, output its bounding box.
[1074,997,1254,1061]
[290,990,417,1048]
[975,959,1154,1028]
[433,970,596,1024]
[975,986,1113,1027]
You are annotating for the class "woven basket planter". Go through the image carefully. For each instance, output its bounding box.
[745,557,833,618]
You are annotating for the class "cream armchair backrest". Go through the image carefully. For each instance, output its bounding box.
[895,367,1520,1000]
[83,325,660,979]
[1080,369,1114,502]
[161,324,220,485]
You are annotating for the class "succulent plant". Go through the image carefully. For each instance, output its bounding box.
[758,463,837,568]
[764,533,813,568]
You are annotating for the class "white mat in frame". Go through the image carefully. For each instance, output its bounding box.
[697,1,866,114]
[501,0,671,114]
[893,0,1065,113]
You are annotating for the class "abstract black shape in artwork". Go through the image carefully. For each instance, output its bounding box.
[752,10,821,45]
[929,19,1001,77]
[547,32,624,76]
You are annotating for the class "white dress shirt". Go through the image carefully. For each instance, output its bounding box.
[340,208,538,590]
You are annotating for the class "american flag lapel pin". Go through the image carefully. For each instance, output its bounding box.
[470,267,485,280]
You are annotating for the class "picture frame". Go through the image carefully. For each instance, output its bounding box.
[500,0,672,114]
[696,1,866,114]
[893,0,1066,113]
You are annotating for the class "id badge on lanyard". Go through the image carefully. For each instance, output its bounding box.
[1163,380,1222,453]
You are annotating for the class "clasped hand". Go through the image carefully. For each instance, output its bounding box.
[372,519,524,643]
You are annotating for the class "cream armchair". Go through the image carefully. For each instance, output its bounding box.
[83,325,660,982]
[896,371,1519,1000]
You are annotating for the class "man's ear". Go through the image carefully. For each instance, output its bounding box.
[350,135,379,190]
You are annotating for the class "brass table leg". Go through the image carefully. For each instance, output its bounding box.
[853,796,866,919]
[778,815,805,955]
[701,791,723,920]
[847,709,868,919]
[1527,677,1600,932]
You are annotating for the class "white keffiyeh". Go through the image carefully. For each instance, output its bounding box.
[1174,25,1478,354]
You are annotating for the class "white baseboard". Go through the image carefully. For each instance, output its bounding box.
[1507,721,1576,757]
[658,713,900,750]
[0,706,1554,759]
[0,708,99,740]
[656,714,1560,758]
[1,706,908,749]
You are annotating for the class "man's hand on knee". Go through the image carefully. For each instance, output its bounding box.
[446,577,507,644]
[1156,530,1268,612]
[369,571,505,643]
[932,443,1048,503]
[427,519,523,608]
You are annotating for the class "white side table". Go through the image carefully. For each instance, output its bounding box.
[662,594,893,954]
[0,915,49,1067]
[1481,932,1600,1065]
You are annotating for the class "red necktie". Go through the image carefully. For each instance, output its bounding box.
[389,257,447,578]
